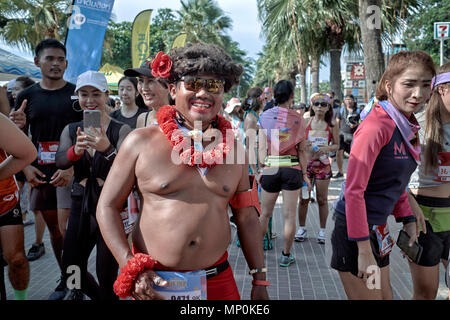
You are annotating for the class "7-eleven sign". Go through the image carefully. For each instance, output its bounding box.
[434,22,450,40]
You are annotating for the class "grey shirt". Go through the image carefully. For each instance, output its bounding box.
[409,110,450,189]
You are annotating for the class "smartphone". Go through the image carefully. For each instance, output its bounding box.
[396,230,423,263]
[83,110,101,135]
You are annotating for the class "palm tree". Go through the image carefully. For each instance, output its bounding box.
[359,0,422,98]
[177,0,233,47]
[0,0,71,54]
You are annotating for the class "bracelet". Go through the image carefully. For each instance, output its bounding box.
[113,253,155,299]
[101,144,115,156]
[252,280,270,287]
[249,267,267,275]
[67,145,83,162]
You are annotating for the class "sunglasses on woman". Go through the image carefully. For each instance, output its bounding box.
[181,76,225,94]
[313,102,329,108]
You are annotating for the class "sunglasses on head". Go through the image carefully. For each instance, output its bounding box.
[313,102,329,108]
[181,76,225,94]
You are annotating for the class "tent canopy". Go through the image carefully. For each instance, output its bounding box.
[0,48,41,80]
[98,63,124,92]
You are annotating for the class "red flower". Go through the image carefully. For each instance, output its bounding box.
[151,52,172,78]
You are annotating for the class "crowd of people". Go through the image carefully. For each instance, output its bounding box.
[0,38,448,301]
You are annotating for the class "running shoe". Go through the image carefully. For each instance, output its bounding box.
[48,275,68,300]
[26,243,45,261]
[332,172,344,180]
[318,230,326,244]
[294,227,307,242]
[279,253,295,267]
[65,289,85,301]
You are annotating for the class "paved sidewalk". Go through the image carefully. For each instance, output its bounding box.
[2,162,448,300]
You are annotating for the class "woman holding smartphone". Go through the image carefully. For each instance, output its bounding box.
[407,61,450,300]
[330,51,435,300]
[55,71,131,300]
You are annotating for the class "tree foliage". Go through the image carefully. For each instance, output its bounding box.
[403,0,450,65]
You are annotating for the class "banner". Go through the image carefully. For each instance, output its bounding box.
[64,0,115,84]
[131,10,152,68]
[172,33,187,49]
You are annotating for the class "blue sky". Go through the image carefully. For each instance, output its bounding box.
[0,0,330,81]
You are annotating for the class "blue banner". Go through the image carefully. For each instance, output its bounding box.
[64,0,115,84]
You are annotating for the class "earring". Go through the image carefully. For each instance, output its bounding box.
[72,100,82,112]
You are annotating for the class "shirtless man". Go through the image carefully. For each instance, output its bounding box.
[97,43,269,300]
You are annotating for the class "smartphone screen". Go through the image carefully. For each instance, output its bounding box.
[396,230,423,263]
[83,110,101,135]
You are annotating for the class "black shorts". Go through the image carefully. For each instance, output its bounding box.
[339,134,352,153]
[330,212,390,276]
[0,203,23,228]
[416,221,450,267]
[260,167,302,193]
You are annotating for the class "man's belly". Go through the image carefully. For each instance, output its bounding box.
[132,202,231,270]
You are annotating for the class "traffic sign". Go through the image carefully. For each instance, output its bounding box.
[434,22,450,40]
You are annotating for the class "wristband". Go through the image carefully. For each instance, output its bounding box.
[113,253,155,299]
[252,280,270,287]
[67,145,83,162]
[249,267,267,275]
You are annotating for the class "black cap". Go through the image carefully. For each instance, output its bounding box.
[124,66,154,78]
[124,55,155,78]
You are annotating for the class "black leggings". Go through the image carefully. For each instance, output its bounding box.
[62,193,118,301]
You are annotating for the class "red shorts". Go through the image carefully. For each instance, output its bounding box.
[132,247,240,300]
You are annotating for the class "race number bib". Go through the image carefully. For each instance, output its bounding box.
[38,141,59,165]
[151,270,207,300]
[373,224,394,258]
[435,152,450,183]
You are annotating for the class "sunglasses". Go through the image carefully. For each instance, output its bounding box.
[313,102,329,108]
[181,76,225,94]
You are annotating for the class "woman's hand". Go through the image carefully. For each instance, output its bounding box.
[75,126,111,154]
[357,240,377,280]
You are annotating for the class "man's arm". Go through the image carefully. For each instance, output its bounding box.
[231,163,269,300]
[0,113,37,180]
[96,131,140,268]
[0,87,10,116]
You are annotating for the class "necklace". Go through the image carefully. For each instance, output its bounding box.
[157,105,232,168]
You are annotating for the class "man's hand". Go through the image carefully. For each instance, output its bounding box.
[131,270,168,300]
[23,165,46,188]
[50,168,73,187]
[303,174,312,192]
[9,99,27,129]
[251,285,269,300]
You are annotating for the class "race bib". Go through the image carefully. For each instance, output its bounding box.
[120,209,133,235]
[373,224,394,258]
[38,141,59,165]
[151,270,207,300]
[435,152,450,183]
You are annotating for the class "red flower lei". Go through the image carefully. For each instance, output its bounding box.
[157,105,232,168]
[113,253,155,299]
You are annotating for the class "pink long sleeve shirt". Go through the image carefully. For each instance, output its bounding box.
[333,105,417,241]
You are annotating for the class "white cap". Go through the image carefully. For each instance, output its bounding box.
[75,70,108,93]
[7,79,16,92]
[225,97,241,113]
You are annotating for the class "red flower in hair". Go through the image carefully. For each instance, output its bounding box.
[151,52,172,78]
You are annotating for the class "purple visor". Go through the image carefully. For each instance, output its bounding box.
[432,72,450,89]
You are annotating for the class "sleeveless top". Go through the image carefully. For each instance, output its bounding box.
[68,119,124,183]
[409,110,450,189]
[305,119,332,147]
